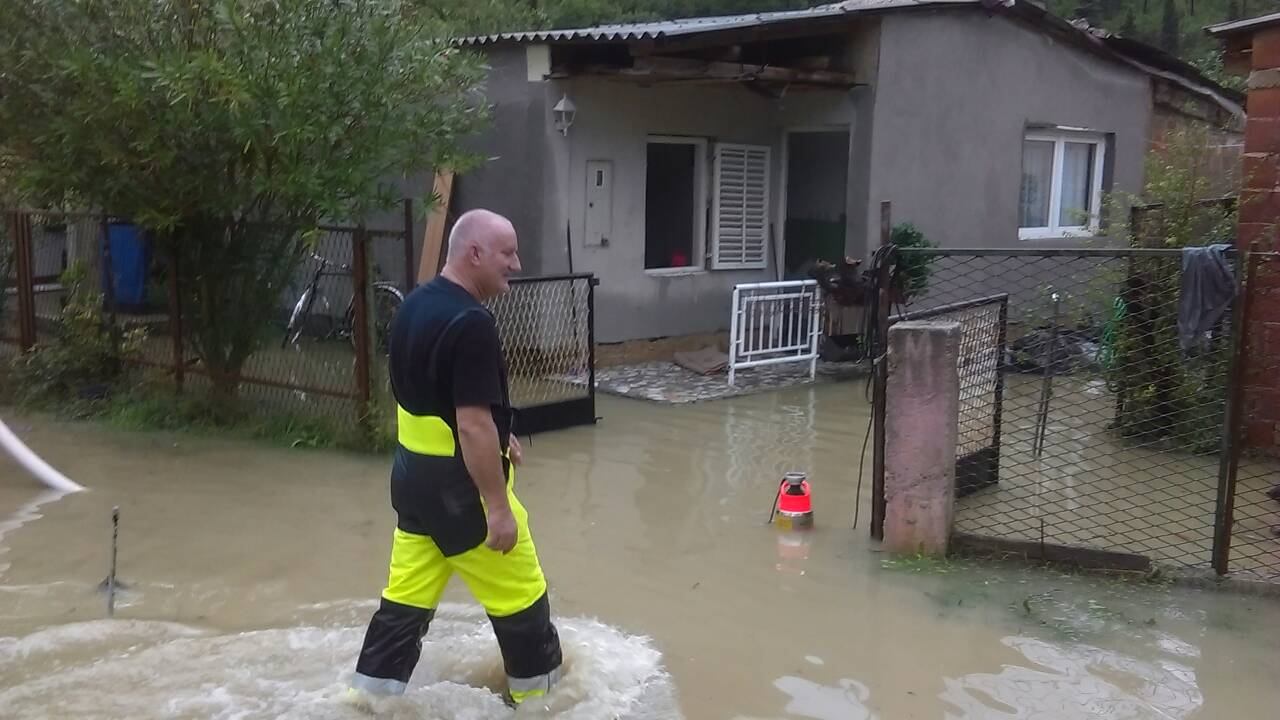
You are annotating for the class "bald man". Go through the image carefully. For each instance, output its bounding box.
[349,209,563,707]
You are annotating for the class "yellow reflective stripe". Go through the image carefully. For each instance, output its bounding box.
[396,406,511,460]
[509,687,545,704]
[382,529,452,609]
[396,406,456,456]
[449,486,547,618]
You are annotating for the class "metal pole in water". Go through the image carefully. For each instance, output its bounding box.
[1033,293,1061,458]
[107,506,118,618]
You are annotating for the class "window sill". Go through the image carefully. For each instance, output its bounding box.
[1019,228,1100,241]
[645,267,706,277]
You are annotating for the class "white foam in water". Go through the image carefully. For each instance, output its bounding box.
[0,603,683,720]
[773,676,875,720]
[939,635,1203,719]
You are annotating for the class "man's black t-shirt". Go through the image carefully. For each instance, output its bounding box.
[388,275,512,452]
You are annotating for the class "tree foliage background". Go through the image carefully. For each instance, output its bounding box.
[0,0,490,399]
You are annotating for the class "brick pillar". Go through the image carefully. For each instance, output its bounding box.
[1238,27,1280,453]
[1238,27,1280,250]
[883,320,961,556]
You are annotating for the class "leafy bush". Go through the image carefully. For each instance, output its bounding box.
[100,372,390,452]
[0,0,489,398]
[1099,125,1238,452]
[8,264,146,409]
[890,222,938,301]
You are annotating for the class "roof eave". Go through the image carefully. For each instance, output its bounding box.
[1205,12,1280,38]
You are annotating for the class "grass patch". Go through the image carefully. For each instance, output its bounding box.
[8,366,394,454]
[105,376,393,452]
[880,553,962,574]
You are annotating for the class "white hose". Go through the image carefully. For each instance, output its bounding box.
[0,419,85,493]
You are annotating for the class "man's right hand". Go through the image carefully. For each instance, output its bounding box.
[485,505,518,554]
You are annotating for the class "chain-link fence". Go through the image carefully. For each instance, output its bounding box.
[875,247,1280,580]
[890,294,1008,498]
[1224,251,1280,582]
[488,274,597,435]
[2,208,599,437]
[0,209,403,425]
[2,211,108,355]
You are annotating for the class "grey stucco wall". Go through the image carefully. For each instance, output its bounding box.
[540,78,862,343]
[450,46,552,276]
[867,10,1152,253]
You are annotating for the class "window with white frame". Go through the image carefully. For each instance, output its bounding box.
[641,137,772,272]
[644,137,707,271]
[1019,129,1106,239]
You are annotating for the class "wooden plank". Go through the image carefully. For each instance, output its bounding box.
[12,212,37,351]
[417,170,454,284]
[575,57,860,88]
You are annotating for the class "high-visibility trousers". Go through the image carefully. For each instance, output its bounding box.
[351,409,562,705]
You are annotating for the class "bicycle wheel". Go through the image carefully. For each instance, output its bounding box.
[283,286,318,349]
[347,284,404,355]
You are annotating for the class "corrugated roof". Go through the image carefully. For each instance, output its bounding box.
[454,0,1239,116]
[1205,11,1280,37]
[457,0,987,47]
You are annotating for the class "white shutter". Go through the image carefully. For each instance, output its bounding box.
[711,143,771,270]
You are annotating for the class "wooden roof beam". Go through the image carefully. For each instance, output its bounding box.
[624,56,859,88]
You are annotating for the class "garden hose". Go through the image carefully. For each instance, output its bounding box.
[1099,296,1127,391]
[0,418,85,493]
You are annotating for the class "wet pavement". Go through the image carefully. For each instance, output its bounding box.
[559,360,864,404]
[2,388,1280,719]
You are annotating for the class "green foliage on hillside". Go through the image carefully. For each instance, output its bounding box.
[1046,0,1279,83]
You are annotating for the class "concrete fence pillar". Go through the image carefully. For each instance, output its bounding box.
[883,320,961,556]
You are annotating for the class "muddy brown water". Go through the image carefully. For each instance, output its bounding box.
[2,386,1280,719]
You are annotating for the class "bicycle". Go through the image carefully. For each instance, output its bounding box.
[281,251,404,354]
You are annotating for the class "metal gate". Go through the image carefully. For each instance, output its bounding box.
[728,279,821,385]
[487,273,599,435]
[870,247,1280,582]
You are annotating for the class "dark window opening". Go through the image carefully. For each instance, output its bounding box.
[645,142,699,270]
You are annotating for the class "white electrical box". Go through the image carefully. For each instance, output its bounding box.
[585,160,613,247]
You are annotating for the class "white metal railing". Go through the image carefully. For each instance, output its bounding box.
[728,279,821,386]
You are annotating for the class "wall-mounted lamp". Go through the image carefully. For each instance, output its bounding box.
[553,94,576,136]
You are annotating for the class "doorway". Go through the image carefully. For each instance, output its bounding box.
[782,129,851,277]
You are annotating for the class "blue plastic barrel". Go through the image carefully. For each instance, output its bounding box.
[101,222,150,310]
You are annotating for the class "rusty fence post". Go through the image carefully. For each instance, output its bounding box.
[871,200,892,540]
[403,198,416,294]
[1213,246,1260,576]
[12,211,37,351]
[100,214,118,332]
[167,240,184,392]
[351,225,372,418]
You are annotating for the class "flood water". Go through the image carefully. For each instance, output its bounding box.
[3,386,1280,719]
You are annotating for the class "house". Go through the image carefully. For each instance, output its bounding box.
[445,0,1244,347]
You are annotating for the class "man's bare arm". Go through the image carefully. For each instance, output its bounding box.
[456,405,516,552]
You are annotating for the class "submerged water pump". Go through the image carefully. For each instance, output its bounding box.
[772,471,813,530]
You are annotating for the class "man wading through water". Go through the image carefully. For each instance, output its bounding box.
[349,209,563,706]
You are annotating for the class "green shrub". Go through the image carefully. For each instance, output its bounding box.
[1099,125,1238,453]
[890,223,937,301]
[8,264,146,410]
[100,375,387,452]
